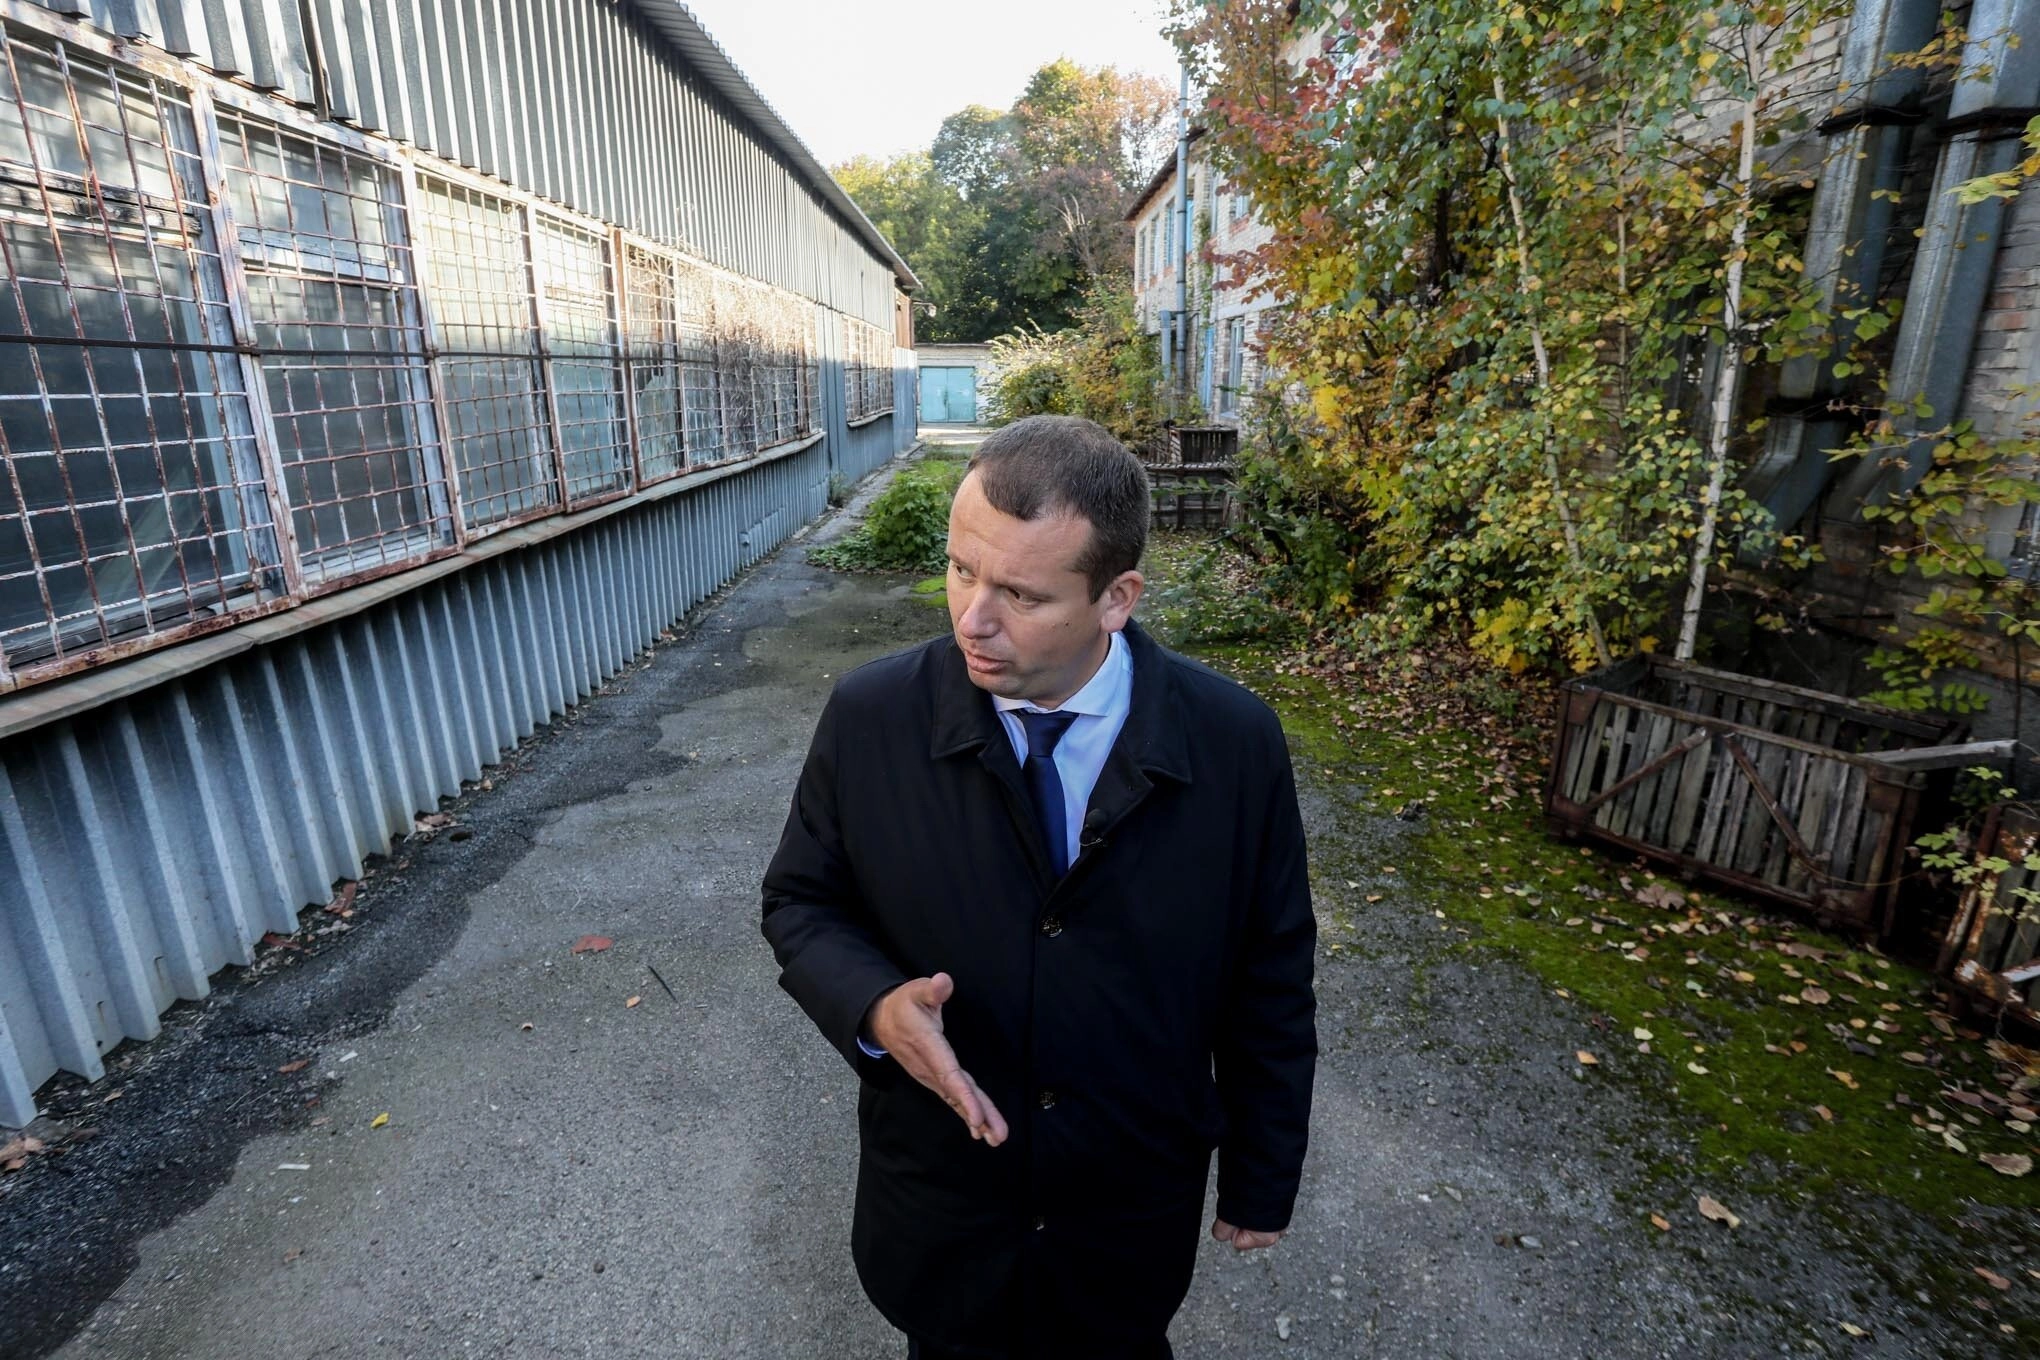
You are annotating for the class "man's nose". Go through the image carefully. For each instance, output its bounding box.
[958,590,1001,639]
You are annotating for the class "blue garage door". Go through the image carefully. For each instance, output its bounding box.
[918,366,977,424]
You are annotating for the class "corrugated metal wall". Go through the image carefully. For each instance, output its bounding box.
[0,0,923,1126]
[0,442,833,1127]
[29,0,902,329]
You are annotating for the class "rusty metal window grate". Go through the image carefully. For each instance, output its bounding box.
[620,240,683,482]
[0,28,285,676]
[534,213,628,505]
[712,274,760,461]
[415,174,557,533]
[844,316,893,422]
[677,259,728,466]
[216,107,452,586]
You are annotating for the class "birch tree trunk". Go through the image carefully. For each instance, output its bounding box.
[1491,69,1613,668]
[1675,27,1761,662]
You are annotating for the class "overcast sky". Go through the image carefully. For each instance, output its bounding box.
[678,0,1183,167]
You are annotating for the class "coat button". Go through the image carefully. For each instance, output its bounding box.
[1040,916,1063,938]
[1038,1089,1057,1110]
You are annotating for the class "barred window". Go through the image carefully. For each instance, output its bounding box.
[0,30,284,676]
[534,213,628,505]
[415,174,556,533]
[677,258,728,466]
[845,317,893,423]
[713,274,759,460]
[216,109,452,584]
[621,240,683,482]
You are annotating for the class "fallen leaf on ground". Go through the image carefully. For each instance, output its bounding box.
[1634,882,1686,910]
[1697,1195,1740,1229]
[1840,1322,1867,1337]
[519,1021,534,1031]
[1634,1027,1653,1042]
[1802,986,1831,1006]
[277,1059,311,1074]
[1576,1050,1599,1066]
[1981,1153,2033,1177]
[1976,1267,2012,1291]
[1814,1105,1834,1122]
[571,935,612,955]
[1829,1069,1859,1090]
[370,1112,390,1130]
[1688,1062,1710,1075]
[626,995,641,1008]
[1650,1214,1670,1232]
[1,1136,46,1172]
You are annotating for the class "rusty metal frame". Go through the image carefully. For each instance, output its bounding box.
[530,203,631,512]
[0,19,296,688]
[407,159,561,540]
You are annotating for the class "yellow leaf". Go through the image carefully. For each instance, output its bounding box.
[1576,1050,1600,1066]
[1828,1069,1859,1090]
[1650,1213,1670,1231]
[370,1112,390,1130]
[626,995,641,1009]
[1697,1194,1740,1229]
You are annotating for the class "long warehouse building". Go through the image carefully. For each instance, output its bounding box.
[0,0,920,1127]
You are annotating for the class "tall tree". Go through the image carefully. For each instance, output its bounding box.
[831,152,983,343]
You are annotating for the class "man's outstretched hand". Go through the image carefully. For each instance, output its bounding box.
[867,973,1009,1147]
[1210,1219,1285,1252]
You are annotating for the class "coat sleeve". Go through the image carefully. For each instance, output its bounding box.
[760,688,910,1075]
[1212,734,1317,1233]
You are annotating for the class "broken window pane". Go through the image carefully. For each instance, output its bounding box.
[0,30,280,675]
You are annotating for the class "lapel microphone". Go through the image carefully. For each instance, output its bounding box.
[1079,809,1108,850]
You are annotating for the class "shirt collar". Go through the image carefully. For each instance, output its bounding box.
[991,629,1131,718]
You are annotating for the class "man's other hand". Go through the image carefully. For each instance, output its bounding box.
[867,973,1010,1147]
[1210,1219,1284,1252]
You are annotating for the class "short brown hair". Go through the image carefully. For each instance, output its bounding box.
[966,415,1149,599]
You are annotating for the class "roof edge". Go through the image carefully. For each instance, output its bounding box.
[1125,126,1206,222]
[633,3,920,292]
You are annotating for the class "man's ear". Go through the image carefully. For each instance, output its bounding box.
[1100,570,1144,632]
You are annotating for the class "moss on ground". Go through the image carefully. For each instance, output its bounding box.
[1141,532,2040,1223]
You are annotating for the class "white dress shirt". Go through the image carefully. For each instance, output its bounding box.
[991,628,1133,872]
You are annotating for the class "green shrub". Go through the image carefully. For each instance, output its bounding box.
[810,459,963,574]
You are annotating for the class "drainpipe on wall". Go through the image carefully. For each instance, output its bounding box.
[1740,0,1940,546]
[1833,0,2040,512]
[1175,61,1192,414]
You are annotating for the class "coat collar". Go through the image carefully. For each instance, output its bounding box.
[928,618,1192,786]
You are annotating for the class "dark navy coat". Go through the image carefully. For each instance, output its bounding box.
[761,620,1316,1356]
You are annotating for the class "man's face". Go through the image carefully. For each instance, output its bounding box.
[945,470,1142,708]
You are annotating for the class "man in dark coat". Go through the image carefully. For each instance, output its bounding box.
[761,415,1316,1359]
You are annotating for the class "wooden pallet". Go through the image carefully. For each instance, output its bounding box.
[1939,805,2040,1025]
[1546,657,1963,934]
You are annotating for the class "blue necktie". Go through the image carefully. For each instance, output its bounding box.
[1016,709,1080,877]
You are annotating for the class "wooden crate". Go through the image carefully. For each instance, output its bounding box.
[1149,467,1234,531]
[1545,657,1963,934]
[1939,805,2040,1025]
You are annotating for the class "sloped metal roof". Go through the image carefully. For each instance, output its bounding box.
[633,2,919,290]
